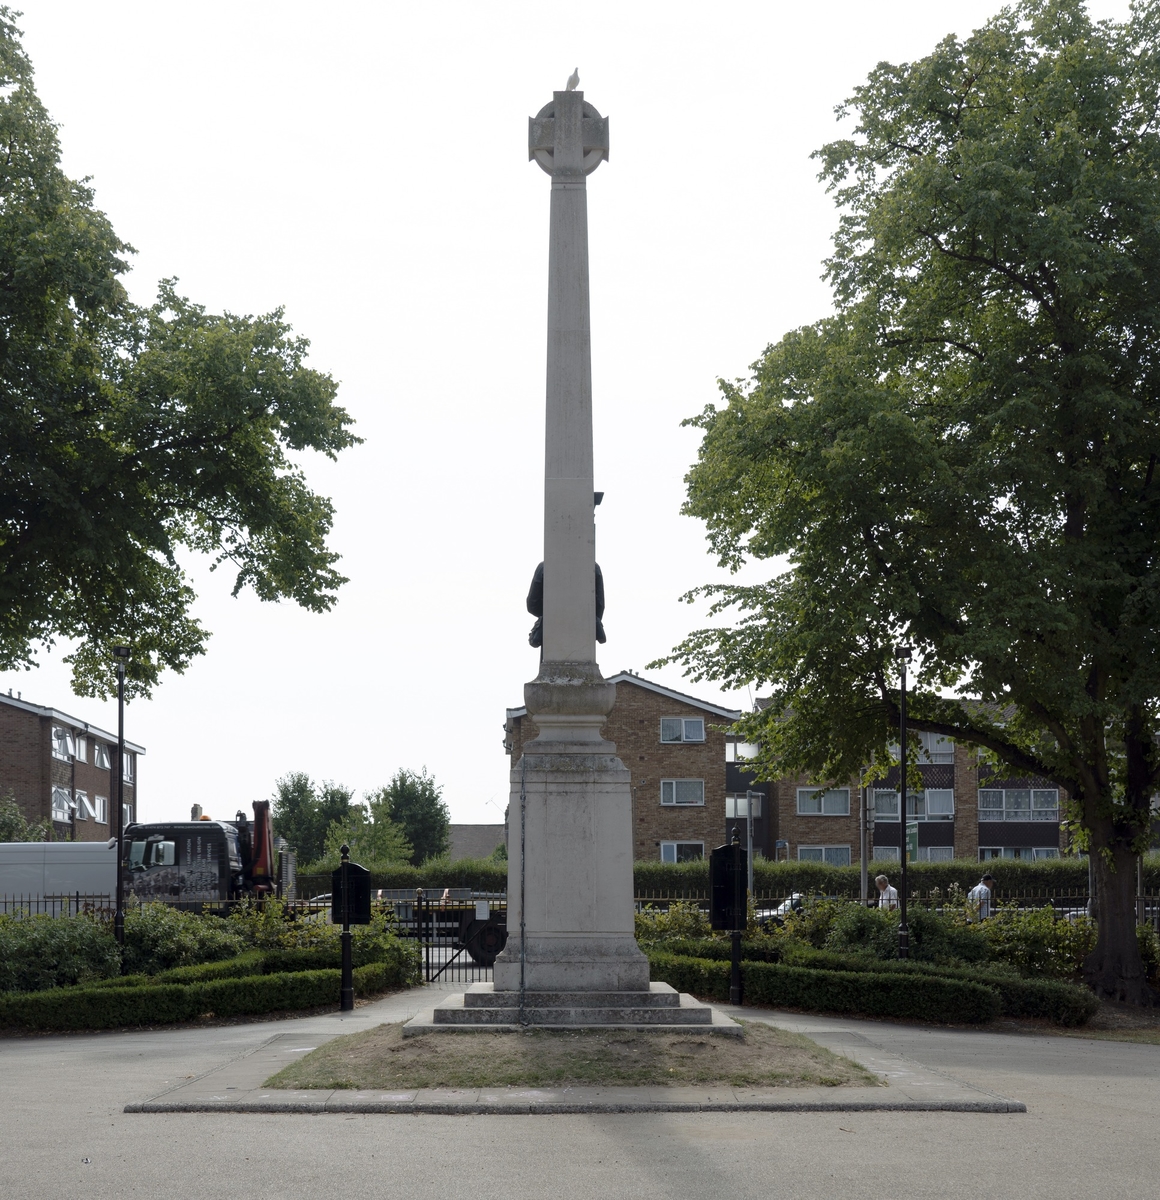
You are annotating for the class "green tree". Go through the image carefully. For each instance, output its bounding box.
[374,769,450,866]
[271,773,354,864]
[0,11,359,698]
[320,794,413,868]
[663,0,1160,1003]
[0,793,49,842]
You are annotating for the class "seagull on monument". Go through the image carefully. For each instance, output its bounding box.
[566,68,579,91]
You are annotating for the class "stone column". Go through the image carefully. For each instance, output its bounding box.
[492,90,649,993]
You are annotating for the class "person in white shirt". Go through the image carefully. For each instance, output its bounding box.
[968,873,996,920]
[875,874,899,910]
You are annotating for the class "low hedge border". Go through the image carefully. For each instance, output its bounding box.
[648,952,1001,1024]
[0,961,404,1033]
[642,939,1097,1026]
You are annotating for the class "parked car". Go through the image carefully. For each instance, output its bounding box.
[758,893,805,929]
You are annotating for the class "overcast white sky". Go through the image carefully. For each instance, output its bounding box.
[4,0,1130,827]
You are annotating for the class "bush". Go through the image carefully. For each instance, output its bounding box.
[634,901,713,943]
[982,905,1097,979]
[1138,924,1160,984]
[0,913,121,992]
[0,954,420,1033]
[783,947,1098,1026]
[647,952,1000,1024]
[122,903,246,974]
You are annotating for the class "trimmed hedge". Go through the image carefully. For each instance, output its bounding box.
[298,853,1160,899]
[783,947,1098,1026]
[648,952,1001,1024]
[0,961,406,1033]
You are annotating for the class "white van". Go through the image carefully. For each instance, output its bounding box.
[0,840,117,906]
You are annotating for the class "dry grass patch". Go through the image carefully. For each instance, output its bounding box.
[264,1020,879,1090]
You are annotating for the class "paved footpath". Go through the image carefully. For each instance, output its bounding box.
[2,984,1158,1200]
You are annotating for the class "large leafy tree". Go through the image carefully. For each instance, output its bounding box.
[374,769,450,866]
[271,773,355,865]
[320,793,413,869]
[0,11,358,696]
[665,0,1160,1002]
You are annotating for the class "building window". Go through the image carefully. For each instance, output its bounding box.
[122,753,135,783]
[888,731,955,764]
[75,791,96,821]
[725,741,759,762]
[51,727,75,761]
[661,779,705,806]
[726,793,762,818]
[94,743,111,770]
[798,845,851,866]
[660,841,704,863]
[978,788,1059,821]
[93,794,108,824]
[660,718,706,744]
[915,845,954,862]
[51,786,73,821]
[873,845,900,862]
[797,787,850,816]
[979,846,1059,861]
[123,803,134,827]
[874,789,954,821]
[74,735,87,763]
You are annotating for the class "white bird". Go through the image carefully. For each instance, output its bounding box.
[566,68,579,91]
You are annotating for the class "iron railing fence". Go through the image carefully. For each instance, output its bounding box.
[0,893,115,917]
[398,892,508,984]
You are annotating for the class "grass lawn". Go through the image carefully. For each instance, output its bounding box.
[263,1020,880,1091]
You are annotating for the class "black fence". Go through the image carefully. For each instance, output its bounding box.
[0,893,114,917]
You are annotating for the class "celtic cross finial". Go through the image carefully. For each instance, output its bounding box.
[528,91,609,178]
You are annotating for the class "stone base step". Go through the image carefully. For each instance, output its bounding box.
[402,982,741,1036]
[462,982,681,1009]
[403,1003,742,1038]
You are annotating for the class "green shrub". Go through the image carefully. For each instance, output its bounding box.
[1138,924,1160,984]
[823,905,900,960]
[0,913,120,992]
[0,952,419,1033]
[783,946,1098,1026]
[122,903,246,974]
[982,905,1096,979]
[634,901,713,943]
[647,952,1000,1024]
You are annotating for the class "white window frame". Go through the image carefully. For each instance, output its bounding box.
[94,743,111,770]
[122,752,134,783]
[660,841,705,864]
[660,718,706,744]
[872,844,900,862]
[725,741,759,762]
[51,726,75,761]
[979,846,1060,861]
[93,794,108,824]
[51,786,74,821]
[122,803,133,827]
[874,789,954,822]
[725,793,762,819]
[660,779,705,806]
[914,845,954,862]
[798,844,852,866]
[796,787,850,816]
[74,790,96,821]
[978,788,1059,822]
[888,732,955,765]
[74,735,87,763]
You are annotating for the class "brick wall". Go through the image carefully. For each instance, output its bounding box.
[775,774,863,864]
[506,679,734,861]
[0,700,136,842]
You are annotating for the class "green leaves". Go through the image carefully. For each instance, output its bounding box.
[0,15,360,697]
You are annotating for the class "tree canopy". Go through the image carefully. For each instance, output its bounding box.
[663,0,1160,1002]
[271,773,355,865]
[374,769,450,866]
[0,10,358,697]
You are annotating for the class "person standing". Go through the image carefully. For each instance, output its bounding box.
[968,872,996,920]
[875,874,899,910]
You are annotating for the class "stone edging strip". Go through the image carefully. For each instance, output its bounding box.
[125,1090,1025,1115]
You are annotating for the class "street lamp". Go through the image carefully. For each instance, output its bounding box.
[112,645,130,950]
[895,645,912,959]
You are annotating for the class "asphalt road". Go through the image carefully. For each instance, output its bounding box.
[2,987,1157,1200]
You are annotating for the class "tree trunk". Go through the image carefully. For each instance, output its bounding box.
[1084,842,1157,1005]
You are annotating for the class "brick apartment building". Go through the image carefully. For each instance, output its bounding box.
[0,692,143,841]
[505,672,1070,869]
[504,672,770,863]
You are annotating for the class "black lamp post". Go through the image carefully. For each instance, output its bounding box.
[896,644,912,959]
[112,645,130,949]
